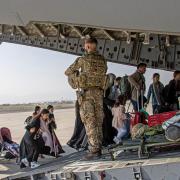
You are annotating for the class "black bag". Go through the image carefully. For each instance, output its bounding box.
[156,105,173,113]
[162,84,170,104]
[120,75,132,100]
[4,151,16,159]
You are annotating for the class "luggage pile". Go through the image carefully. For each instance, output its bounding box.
[108,109,180,160]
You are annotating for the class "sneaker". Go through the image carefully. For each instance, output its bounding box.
[30,161,40,169]
[20,162,27,169]
[113,137,120,144]
[21,158,29,167]
[0,152,6,157]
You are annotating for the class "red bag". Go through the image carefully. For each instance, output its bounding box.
[148,111,176,127]
[131,112,148,128]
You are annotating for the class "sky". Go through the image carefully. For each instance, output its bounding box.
[0,43,173,104]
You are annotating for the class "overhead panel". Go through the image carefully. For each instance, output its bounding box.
[97,39,106,55]
[104,40,121,62]
[14,35,23,43]
[66,38,79,54]
[28,36,38,46]
[0,34,4,42]
[7,35,16,42]
[156,35,165,69]
[0,34,11,42]
[36,37,47,47]
[166,46,175,70]
[46,37,58,49]
[77,39,85,55]
[57,38,68,51]
[118,41,133,64]
[174,45,180,70]
[139,34,160,68]
[21,36,29,44]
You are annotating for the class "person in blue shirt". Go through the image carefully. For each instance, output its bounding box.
[108,77,121,101]
[146,73,164,114]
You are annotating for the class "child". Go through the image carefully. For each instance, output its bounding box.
[112,95,127,144]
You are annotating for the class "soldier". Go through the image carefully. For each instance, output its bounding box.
[65,37,107,160]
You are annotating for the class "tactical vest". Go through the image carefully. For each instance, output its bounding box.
[78,54,107,89]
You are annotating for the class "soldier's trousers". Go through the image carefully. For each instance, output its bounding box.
[79,89,104,152]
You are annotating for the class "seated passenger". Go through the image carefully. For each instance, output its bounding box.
[112,95,127,144]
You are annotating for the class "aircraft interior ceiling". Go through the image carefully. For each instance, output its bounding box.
[1,1,180,70]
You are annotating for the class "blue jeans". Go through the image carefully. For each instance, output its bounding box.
[152,104,159,114]
[131,100,142,112]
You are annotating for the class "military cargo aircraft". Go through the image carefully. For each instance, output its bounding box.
[0,1,180,179]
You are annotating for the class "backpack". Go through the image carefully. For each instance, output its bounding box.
[120,75,131,100]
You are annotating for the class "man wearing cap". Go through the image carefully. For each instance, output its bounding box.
[65,38,107,160]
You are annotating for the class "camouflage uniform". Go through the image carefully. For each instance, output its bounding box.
[65,51,107,153]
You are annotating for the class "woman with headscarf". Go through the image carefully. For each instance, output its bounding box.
[20,109,49,169]
[102,73,117,146]
[46,105,64,156]
[67,101,87,150]
[24,106,41,125]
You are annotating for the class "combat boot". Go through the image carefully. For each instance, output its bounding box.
[83,150,102,160]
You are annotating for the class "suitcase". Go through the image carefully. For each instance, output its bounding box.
[130,91,148,128]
